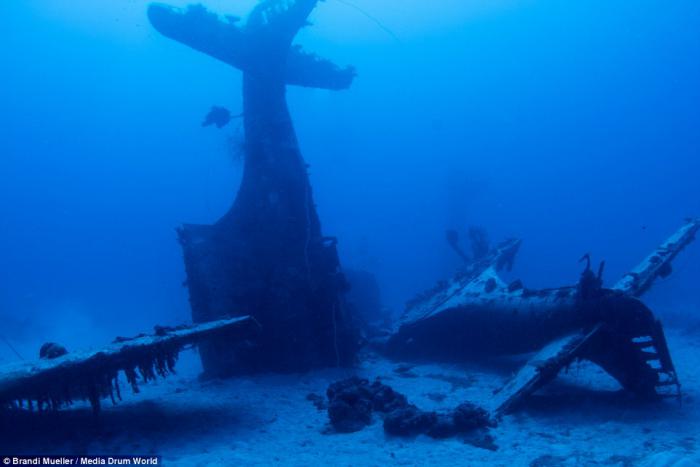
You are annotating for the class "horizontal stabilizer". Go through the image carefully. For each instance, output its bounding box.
[148,3,355,90]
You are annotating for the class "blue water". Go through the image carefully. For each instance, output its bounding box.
[1,0,699,356]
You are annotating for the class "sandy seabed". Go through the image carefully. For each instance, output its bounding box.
[2,329,699,467]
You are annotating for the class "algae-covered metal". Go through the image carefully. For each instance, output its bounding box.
[0,316,258,413]
[388,219,699,415]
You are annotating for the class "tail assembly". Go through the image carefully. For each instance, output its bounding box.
[147,2,355,90]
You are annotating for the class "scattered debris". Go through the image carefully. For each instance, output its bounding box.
[383,405,437,437]
[426,373,478,391]
[425,392,447,402]
[393,364,418,378]
[39,343,67,360]
[383,401,491,441]
[325,377,491,441]
[463,429,499,451]
[326,377,406,433]
[306,393,327,411]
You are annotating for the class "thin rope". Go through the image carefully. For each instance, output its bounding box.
[0,334,24,360]
[332,0,401,43]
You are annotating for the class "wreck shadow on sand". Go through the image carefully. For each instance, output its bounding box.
[0,401,250,455]
[517,381,685,423]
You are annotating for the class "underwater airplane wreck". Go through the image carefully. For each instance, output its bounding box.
[148,0,360,377]
[0,219,696,418]
[388,219,700,417]
[1,0,359,412]
[0,0,697,429]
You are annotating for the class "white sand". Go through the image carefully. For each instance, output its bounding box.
[3,329,699,466]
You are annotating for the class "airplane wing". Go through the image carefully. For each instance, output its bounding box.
[399,238,521,327]
[614,218,700,297]
[489,313,681,419]
[0,316,258,413]
[488,325,601,418]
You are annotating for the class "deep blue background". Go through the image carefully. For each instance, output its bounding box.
[1,0,699,360]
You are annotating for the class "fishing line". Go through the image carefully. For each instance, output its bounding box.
[331,0,401,43]
[0,333,24,360]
